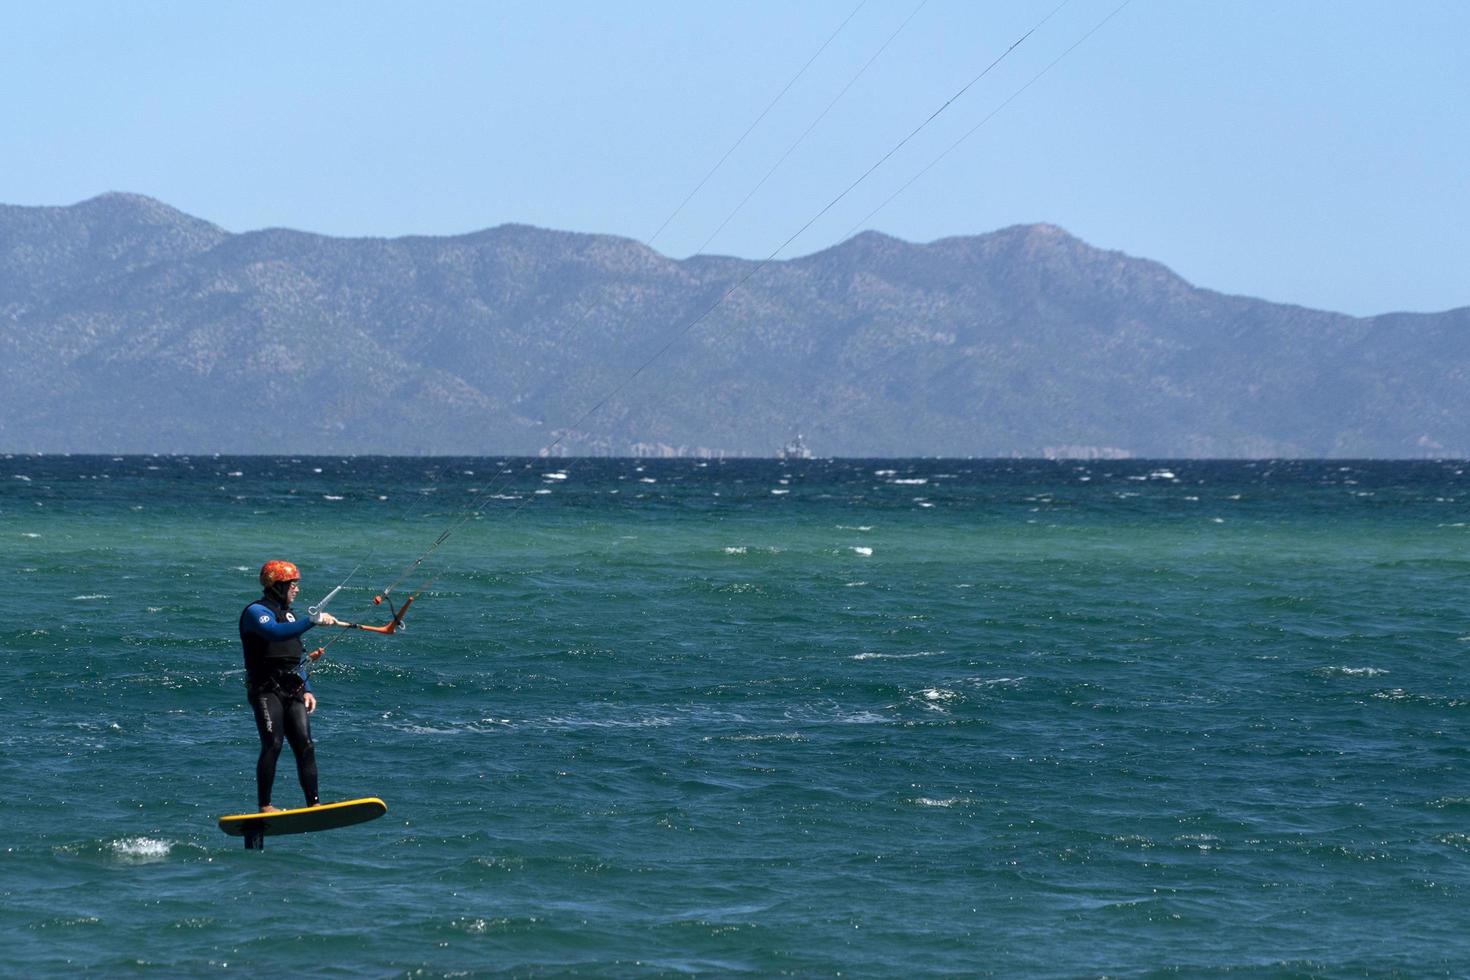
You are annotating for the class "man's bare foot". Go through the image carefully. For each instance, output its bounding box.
[259,804,281,813]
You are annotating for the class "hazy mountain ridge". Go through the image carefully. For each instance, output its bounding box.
[3,194,1466,456]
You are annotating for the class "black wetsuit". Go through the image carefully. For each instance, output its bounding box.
[239,593,319,809]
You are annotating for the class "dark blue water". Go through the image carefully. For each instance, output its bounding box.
[5,456,1470,975]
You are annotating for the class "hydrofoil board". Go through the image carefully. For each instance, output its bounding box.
[218,797,387,849]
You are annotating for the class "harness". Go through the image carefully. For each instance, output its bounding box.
[248,668,307,702]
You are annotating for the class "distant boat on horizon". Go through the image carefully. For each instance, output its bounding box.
[777,434,814,460]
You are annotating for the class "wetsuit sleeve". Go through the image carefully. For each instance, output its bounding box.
[242,603,315,641]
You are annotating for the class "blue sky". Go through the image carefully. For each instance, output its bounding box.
[3,1,1464,316]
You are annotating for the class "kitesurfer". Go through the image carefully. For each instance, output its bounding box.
[239,560,339,812]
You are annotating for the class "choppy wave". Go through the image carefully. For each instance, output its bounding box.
[1314,666,1389,678]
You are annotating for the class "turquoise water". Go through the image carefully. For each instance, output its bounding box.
[5,456,1470,976]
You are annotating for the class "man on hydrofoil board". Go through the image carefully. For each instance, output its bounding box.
[238,560,339,813]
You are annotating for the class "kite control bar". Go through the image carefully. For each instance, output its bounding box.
[333,593,417,635]
[303,585,425,661]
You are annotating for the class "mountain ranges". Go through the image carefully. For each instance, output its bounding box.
[2,192,1466,457]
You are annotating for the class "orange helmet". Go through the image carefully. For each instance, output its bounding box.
[259,560,301,589]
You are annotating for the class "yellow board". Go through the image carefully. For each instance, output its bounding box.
[218,797,387,843]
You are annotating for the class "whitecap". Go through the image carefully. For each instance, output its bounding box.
[1316,666,1388,678]
[890,478,928,485]
[850,546,873,556]
[969,676,1025,688]
[112,837,172,862]
[543,472,569,481]
[35,914,101,927]
[541,714,676,730]
[715,732,807,743]
[913,797,964,808]
[323,495,345,501]
[917,688,958,711]
[1176,834,1219,852]
[21,532,41,538]
[13,474,31,482]
[71,594,111,601]
[851,651,937,660]
[227,471,243,478]
[723,546,748,555]
[534,489,552,495]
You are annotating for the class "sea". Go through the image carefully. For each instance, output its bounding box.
[5,454,1470,977]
